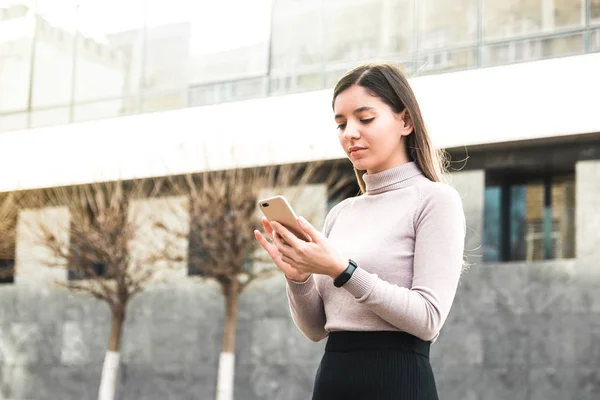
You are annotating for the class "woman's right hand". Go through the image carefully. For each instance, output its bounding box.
[254,217,311,282]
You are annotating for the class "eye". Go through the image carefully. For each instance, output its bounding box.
[360,118,374,124]
[336,123,347,130]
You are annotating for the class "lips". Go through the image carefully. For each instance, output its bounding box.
[349,146,366,154]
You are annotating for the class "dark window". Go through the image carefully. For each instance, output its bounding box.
[69,203,109,280]
[187,213,253,276]
[326,174,360,212]
[483,172,576,262]
[187,214,207,276]
[0,259,14,284]
[68,260,108,280]
[0,207,16,284]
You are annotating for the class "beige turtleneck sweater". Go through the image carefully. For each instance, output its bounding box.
[286,161,465,343]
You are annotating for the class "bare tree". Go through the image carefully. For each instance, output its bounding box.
[160,161,353,400]
[25,179,180,400]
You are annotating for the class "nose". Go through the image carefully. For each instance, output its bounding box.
[343,122,360,140]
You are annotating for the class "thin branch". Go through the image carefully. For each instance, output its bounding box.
[165,160,349,294]
[25,178,180,313]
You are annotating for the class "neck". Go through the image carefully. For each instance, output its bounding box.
[362,161,426,195]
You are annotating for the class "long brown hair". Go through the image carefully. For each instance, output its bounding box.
[332,63,448,193]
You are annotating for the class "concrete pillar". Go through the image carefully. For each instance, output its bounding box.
[128,195,190,282]
[15,206,69,285]
[575,160,600,266]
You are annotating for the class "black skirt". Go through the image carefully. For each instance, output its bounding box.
[312,331,438,400]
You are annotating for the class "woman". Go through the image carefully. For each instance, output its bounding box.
[254,63,465,400]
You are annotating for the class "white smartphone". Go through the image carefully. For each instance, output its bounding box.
[257,195,311,241]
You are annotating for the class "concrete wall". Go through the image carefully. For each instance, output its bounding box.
[1,164,599,399]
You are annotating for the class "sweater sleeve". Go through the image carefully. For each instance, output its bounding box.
[285,275,327,342]
[340,184,465,342]
[284,200,349,342]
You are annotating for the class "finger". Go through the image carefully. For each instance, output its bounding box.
[256,230,298,274]
[254,230,279,258]
[261,217,275,239]
[272,229,294,257]
[272,221,303,249]
[297,216,322,242]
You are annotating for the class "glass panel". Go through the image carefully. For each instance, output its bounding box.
[382,0,415,57]
[591,28,600,52]
[190,0,271,82]
[73,97,137,123]
[483,0,585,40]
[324,69,351,89]
[324,0,388,64]
[509,184,528,261]
[540,33,584,57]
[483,33,584,66]
[323,59,413,89]
[32,1,77,110]
[512,182,552,262]
[419,0,478,50]
[551,176,576,259]
[30,106,69,128]
[269,71,321,95]
[0,1,35,112]
[142,90,187,112]
[483,186,501,262]
[144,0,271,112]
[188,77,267,107]
[593,0,600,23]
[416,48,477,74]
[271,0,323,74]
[73,0,144,113]
[0,112,28,132]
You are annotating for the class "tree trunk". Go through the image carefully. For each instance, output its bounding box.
[98,310,125,400]
[216,280,240,400]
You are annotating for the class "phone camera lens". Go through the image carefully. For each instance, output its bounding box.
[262,203,269,207]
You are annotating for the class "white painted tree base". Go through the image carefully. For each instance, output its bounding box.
[216,352,235,400]
[98,351,120,400]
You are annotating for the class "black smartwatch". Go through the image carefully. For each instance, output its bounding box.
[333,259,358,288]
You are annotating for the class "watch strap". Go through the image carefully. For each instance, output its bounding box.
[333,259,358,288]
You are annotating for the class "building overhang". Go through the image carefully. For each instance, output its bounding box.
[1,52,599,193]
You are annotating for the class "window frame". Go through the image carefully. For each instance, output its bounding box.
[484,169,576,263]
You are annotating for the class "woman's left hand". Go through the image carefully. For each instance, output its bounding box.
[271,216,348,279]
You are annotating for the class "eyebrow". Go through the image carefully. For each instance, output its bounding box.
[334,106,376,120]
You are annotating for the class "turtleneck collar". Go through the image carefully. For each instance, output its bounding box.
[362,161,426,195]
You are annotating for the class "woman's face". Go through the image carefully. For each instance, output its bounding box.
[333,85,412,174]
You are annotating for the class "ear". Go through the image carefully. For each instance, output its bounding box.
[399,109,414,136]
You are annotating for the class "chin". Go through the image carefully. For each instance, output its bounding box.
[351,162,366,171]
[352,161,371,172]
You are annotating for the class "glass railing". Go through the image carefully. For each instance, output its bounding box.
[1,25,599,133]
